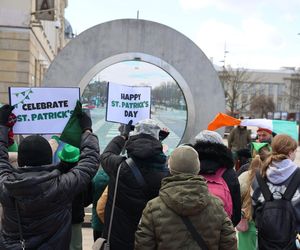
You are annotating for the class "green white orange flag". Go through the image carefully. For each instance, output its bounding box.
[208,112,299,141]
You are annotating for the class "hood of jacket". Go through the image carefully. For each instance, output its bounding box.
[3,164,60,199]
[126,134,166,164]
[266,159,298,184]
[193,141,234,173]
[159,174,210,216]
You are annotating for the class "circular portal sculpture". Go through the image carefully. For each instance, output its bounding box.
[43,19,225,143]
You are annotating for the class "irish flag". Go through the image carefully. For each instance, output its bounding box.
[208,113,299,141]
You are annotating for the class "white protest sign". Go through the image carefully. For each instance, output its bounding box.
[9,87,80,134]
[106,82,151,125]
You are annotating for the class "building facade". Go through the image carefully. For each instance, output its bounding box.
[218,67,300,120]
[0,0,69,103]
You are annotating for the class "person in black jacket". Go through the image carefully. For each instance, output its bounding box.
[100,119,169,250]
[192,130,241,226]
[0,104,100,249]
[57,143,92,250]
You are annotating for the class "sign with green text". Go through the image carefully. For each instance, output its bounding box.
[106,82,151,125]
[9,87,80,134]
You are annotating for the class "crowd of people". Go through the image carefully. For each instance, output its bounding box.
[0,104,300,250]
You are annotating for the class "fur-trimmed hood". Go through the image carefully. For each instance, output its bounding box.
[193,141,234,174]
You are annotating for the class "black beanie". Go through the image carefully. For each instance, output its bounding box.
[18,135,52,167]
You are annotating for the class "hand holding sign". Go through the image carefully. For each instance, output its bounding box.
[119,120,135,140]
[0,104,15,126]
[159,128,170,141]
[79,111,92,132]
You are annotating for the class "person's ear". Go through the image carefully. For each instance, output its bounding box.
[288,150,296,161]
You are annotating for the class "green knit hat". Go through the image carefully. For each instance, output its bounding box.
[58,144,80,163]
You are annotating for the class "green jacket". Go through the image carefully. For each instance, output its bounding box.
[135,174,237,250]
[91,168,109,231]
[228,126,251,151]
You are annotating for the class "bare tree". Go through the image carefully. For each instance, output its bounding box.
[219,66,261,116]
[152,81,183,109]
[285,70,300,111]
[82,80,108,105]
[250,94,275,118]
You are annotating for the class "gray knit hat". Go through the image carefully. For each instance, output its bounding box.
[133,118,161,140]
[195,130,224,144]
[169,145,200,175]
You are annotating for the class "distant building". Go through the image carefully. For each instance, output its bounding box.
[0,0,71,103]
[217,66,300,119]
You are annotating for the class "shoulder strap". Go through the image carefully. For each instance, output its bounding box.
[15,200,26,250]
[106,162,123,245]
[180,216,208,250]
[126,158,147,188]
[221,167,232,183]
[215,167,226,178]
[283,168,300,201]
[255,170,273,201]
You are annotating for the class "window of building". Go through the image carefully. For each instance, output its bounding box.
[268,84,273,95]
[277,84,285,95]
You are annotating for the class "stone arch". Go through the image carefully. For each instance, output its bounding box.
[43,19,225,143]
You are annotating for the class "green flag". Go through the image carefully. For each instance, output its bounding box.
[60,101,83,147]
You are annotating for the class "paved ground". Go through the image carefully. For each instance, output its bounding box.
[82,227,94,250]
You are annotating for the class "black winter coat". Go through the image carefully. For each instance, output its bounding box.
[100,134,169,250]
[57,163,93,224]
[193,141,241,226]
[70,184,93,224]
[0,126,100,249]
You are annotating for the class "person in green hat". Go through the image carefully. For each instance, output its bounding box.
[236,142,271,250]
[58,144,91,250]
[237,142,271,176]
[58,144,80,165]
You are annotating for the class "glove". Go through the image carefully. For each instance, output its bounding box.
[6,113,17,147]
[7,113,17,128]
[0,104,14,126]
[119,120,135,140]
[79,112,92,132]
[159,129,170,141]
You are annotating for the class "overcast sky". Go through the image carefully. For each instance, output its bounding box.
[65,0,300,73]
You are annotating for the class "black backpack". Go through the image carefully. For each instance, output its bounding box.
[255,169,300,250]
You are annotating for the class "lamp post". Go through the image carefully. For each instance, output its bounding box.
[220,42,229,68]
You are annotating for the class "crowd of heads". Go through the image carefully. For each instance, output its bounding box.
[1,101,299,250]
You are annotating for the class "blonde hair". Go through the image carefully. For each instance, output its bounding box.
[243,155,262,220]
[242,145,271,220]
[261,134,297,177]
[251,145,271,161]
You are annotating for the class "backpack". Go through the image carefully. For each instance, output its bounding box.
[202,167,233,218]
[255,169,300,250]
